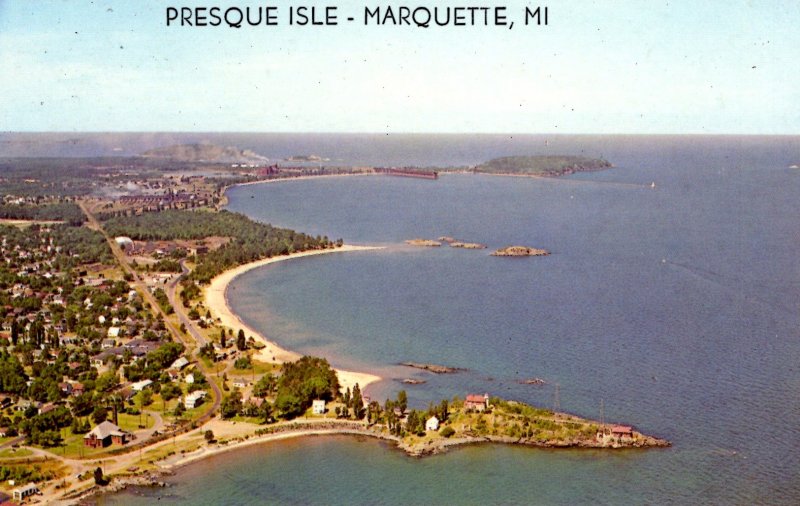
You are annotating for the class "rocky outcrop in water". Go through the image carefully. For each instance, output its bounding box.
[491,246,550,257]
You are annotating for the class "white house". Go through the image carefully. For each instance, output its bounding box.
[13,483,39,501]
[426,416,440,432]
[312,399,326,415]
[185,373,195,384]
[170,357,189,370]
[131,379,153,392]
[107,326,121,338]
[183,390,207,409]
[232,379,248,389]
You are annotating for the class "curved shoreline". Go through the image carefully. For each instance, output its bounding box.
[162,425,400,471]
[203,245,385,393]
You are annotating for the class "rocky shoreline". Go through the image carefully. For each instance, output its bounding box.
[400,432,671,457]
[60,470,172,505]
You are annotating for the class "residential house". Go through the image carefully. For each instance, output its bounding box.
[464,393,489,412]
[312,399,326,415]
[131,379,153,392]
[183,390,206,409]
[425,416,440,432]
[243,397,264,416]
[71,382,85,397]
[170,357,189,370]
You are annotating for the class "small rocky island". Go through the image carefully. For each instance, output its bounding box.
[518,378,547,385]
[405,239,442,247]
[491,246,550,257]
[451,241,487,249]
[401,362,464,374]
[438,236,487,249]
[474,155,612,177]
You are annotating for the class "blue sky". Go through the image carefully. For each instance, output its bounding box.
[1,1,798,133]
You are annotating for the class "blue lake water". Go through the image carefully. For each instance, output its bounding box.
[103,135,800,505]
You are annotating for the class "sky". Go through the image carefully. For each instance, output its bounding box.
[0,0,799,134]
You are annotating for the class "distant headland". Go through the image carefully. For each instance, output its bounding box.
[473,155,612,177]
[140,143,267,163]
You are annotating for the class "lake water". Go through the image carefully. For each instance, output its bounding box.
[102,135,800,505]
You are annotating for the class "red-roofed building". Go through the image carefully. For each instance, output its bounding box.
[611,425,632,436]
[465,393,489,412]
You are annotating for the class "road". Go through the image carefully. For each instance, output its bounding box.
[166,260,209,347]
[77,200,221,421]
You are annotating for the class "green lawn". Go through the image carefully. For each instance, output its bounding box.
[117,412,155,432]
[231,359,277,377]
[0,447,33,458]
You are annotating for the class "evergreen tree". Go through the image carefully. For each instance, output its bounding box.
[236,329,246,350]
[439,399,449,422]
[397,390,408,412]
[351,383,363,419]
[92,405,107,424]
[10,320,18,346]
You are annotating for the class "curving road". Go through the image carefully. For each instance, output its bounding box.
[77,201,221,422]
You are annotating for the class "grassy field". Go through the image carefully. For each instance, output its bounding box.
[117,412,155,432]
[231,358,277,377]
[0,447,33,458]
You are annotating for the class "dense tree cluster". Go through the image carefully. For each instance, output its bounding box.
[274,356,339,419]
[0,202,85,226]
[220,388,243,419]
[0,351,28,395]
[20,405,73,447]
[101,210,339,283]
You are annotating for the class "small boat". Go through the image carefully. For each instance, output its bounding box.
[650,182,656,189]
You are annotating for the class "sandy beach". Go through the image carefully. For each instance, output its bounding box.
[203,245,385,393]
[232,172,376,187]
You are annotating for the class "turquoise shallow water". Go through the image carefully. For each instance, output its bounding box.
[101,135,800,505]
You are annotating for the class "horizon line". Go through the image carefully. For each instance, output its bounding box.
[2,131,800,137]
